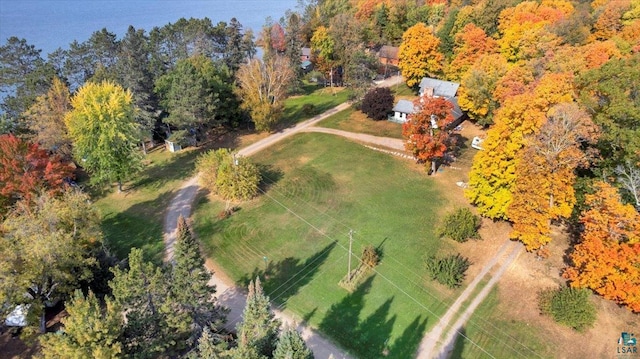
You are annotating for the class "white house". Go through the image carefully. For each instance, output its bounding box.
[390,99,418,123]
[390,77,464,126]
[391,96,464,125]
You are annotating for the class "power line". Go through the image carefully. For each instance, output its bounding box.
[252,185,498,358]
[255,169,544,358]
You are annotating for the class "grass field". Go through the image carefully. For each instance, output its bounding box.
[194,132,463,358]
[93,83,347,262]
[281,83,352,127]
[449,287,555,358]
[94,146,202,263]
[317,107,404,138]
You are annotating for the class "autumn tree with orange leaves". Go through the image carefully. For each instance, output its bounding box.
[402,97,455,175]
[0,134,72,214]
[508,103,599,251]
[564,181,640,312]
[466,73,574,220]
[447,24,497,81]
[398,23,444,88]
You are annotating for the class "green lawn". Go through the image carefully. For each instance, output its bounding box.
[194,133,461,358]
[281,84,352,127]
[94,146,202,263]
[317,107,404,139]
[392,82,417,97]
[93,83,351,263]
[449,287,555,358]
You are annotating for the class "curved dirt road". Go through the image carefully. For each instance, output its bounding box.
[163,76,404,359]
[301,127,405,151]
[163,74,521,359]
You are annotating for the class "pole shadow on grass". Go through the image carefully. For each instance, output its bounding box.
[238,241,338,307]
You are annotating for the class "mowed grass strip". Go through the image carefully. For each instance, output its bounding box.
[316,107,404,139]
[194,133,458,358]
[449,287,554,359]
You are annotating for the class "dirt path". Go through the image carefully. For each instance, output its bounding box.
[301,127,405,150]
[162,77,404,358]
[416,241,523,359]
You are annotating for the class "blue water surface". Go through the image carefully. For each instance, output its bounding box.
[0,0,299,56]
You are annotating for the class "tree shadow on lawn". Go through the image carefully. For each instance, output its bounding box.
[257,164,284,193]
[278,96,348,129]
[318,275,428,359]
[448,326,468,359]
[101,188,180,264]
[238,241,338,307]
[127,148,201,192]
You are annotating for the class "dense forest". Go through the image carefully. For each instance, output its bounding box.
[0,0,639,357]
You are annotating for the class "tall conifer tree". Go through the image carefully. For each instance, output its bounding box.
[235,277,281,357]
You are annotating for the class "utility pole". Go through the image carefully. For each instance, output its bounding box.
[347,229,354,282]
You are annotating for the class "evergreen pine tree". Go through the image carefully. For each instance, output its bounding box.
[172,215,225,342]
[273,325,314,359]
[236,277,281,357]
[195,327,230,359]
[39,290,123,359]
[110,249,190,358]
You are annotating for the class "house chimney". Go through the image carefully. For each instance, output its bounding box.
[424,87,434,97]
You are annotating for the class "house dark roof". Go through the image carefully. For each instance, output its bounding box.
[378,45,399,60]
[449,97,463,120]
[392,99,417,114]
[418,78,460,98]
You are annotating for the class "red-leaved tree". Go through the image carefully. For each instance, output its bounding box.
[0,134,73,213]
[402,97,456,175]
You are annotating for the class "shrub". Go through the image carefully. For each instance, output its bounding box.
[196,149,261,201]
[216,156,261,201]
[196,148,233,192]
[438,208,481,242]
[360,87,394,121]
[425,254,470,288]
[361,245,380,268]
[539,287,596,332]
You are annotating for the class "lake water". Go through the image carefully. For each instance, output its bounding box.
[0,0,300,57]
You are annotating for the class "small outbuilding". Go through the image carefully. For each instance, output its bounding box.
[391,99,418,123]
[165,140,182,153]
[390,97,465,127]
[378,45,399,66]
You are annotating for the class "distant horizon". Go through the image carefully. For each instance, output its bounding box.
[0,0,299,57]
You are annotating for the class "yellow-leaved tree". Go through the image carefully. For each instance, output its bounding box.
[236,55,294,132]
[65,80,141,192]
[466,73,574,219]
[397,23,444,88]
[508,103,599,251]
